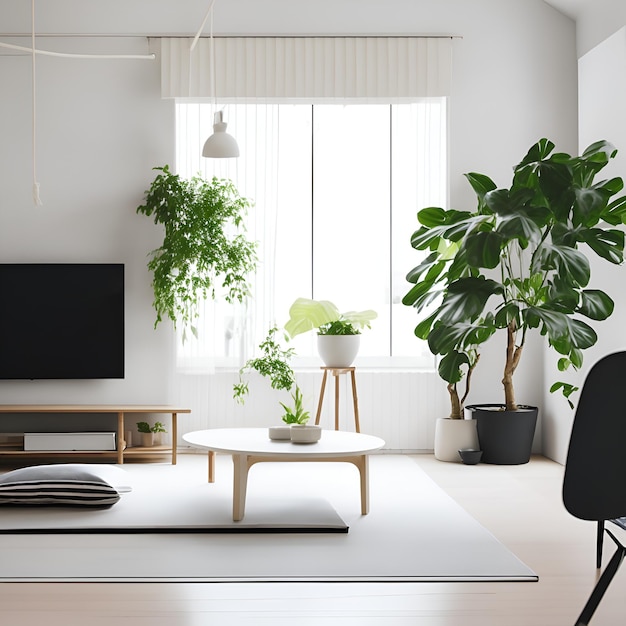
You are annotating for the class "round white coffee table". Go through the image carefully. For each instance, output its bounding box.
[182,428,385,521]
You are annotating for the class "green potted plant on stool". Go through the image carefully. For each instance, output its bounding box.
[284,297,377,367]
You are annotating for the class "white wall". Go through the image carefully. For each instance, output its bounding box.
[542,26,626,463]
[0,36,175,404]
[0,0,578,451]
[573,0,626,56]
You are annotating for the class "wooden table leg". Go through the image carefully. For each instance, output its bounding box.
[347,454,370,515]
[208,450,215,483]
[232,453,250,521]
[117,412,124,464]
[172,412,178,465]
[334,372,340,430]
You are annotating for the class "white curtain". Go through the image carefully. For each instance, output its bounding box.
[160,36,453,101]
[175,103,283,373]
[163,37,453,446]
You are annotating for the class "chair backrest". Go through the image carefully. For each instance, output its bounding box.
[563,351,626,521]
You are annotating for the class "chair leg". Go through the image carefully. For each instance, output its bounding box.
[575,529,626,626]
[596,520,604,569]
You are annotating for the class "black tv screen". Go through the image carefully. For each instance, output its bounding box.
[0,263,125,380]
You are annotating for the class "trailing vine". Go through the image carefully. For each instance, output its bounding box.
[137,165,258,337]
[233,326,296,404]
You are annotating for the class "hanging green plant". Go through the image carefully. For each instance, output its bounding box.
[137,165,258,337]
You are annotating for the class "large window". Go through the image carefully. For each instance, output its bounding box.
[175,100,447,370]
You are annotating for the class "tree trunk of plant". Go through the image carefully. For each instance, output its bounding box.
[503,322,523,411]
[447,353,480,419]
[448,383,462,419]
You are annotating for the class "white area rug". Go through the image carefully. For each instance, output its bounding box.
[0,454,537,582]
[0,466,347,533]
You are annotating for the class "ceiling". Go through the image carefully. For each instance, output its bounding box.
[543,0,592,20]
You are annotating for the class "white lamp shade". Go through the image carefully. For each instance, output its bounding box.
[202,113,240,158]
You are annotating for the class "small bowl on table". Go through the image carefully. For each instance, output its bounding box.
[458,448,483,465]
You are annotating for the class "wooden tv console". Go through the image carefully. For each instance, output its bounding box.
[0,405,191,465]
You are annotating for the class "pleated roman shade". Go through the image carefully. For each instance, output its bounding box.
[160,37,453,102]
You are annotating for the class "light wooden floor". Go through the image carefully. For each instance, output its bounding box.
[1,453,624,625]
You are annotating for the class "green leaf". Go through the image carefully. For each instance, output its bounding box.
[464,172,497,203]
[414,312,438,340]
[578,289,614,321]
[405,252,444,284]
[577,228,624,264]
[464,231,503,269]
[417,206,450,227]
[284,298,340,338]
[438,351,470,385]
[438,277,501,324]
[533,244,590,287]
[605,195,626,225]
[530,307,598,353]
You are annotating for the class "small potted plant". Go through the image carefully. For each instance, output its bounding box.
[151,421,167,446]
[284,298,377,367]
[136,421,168,447]
[280,386,321,443]
[136,421,154,447]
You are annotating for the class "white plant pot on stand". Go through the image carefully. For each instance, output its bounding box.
[317,335,360,367]
[434,417,479,463]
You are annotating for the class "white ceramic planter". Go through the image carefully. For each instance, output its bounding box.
[317,335,360,367]
[290,424,322,443]
[434,417,479,463]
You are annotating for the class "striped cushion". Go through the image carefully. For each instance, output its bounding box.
[0,465,121,507]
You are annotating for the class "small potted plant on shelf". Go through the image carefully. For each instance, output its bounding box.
[284,298,377,367]
[136,421,154,447]
[151,421,167,446]
[136,421,168,447]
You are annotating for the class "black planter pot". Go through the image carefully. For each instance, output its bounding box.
[465,404,538,465]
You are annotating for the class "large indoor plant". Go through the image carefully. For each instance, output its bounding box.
[405,139,626,463]
[136,165,258,338]
[284,297,377,367]
[403,232,494,460]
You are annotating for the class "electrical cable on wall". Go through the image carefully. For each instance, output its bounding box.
[0,0,155,206]
[31,0,42,206]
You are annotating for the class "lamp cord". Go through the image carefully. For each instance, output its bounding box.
[31,0,42,206]
[190,0,218,113]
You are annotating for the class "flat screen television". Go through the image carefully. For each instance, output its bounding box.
[0,263,125,380]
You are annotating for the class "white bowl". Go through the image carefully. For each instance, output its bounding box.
[268,425,292,440]
[290,425,322,443]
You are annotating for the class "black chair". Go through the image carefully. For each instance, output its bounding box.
[563,351,626,626]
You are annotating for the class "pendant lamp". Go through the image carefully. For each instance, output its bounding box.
[202,110,240,158]
[193,0,240,159]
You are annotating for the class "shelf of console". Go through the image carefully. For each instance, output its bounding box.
[0,405,191,465]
